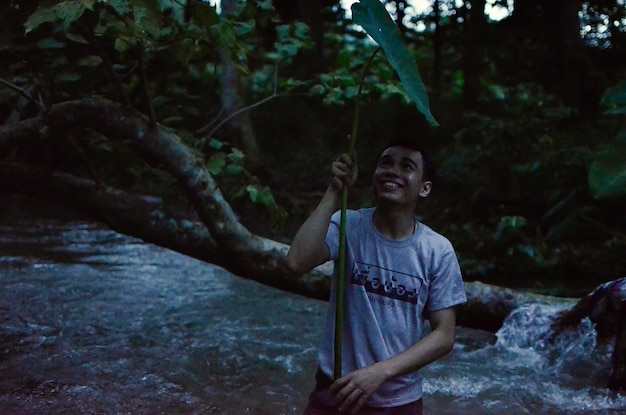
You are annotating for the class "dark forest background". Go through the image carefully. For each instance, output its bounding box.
[1,0,626,297]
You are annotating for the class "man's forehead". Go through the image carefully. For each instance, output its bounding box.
[379,146,422,162]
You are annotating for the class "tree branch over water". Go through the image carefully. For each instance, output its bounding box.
[0,96,577,331]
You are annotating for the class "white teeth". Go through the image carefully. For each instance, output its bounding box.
[382,182,398,189]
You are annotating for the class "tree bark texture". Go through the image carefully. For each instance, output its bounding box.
[217,0,262,165]
[0,97,578,332]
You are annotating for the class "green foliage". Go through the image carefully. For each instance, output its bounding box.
[3,0,626,294]
[2,0,297,229]
[204,139,285,226]
[602,81,626,115]
[233,184,287,225]
[24,0,95,33]
[421,109,613,289]
[206,144,245,176]
[267,23,313,64]
[310,45,418,106]
[24,0,161,42]
[129,0,162,40]
[589,141,626,199]
[494,216,528,241]
[588,81,626,199]
[351,0,437,126]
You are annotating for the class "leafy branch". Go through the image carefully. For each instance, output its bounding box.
[196,65,279,141]
[0,79,47,113]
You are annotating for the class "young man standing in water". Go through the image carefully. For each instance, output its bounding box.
[287,137,467,414]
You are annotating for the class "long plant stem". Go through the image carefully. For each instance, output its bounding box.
[334,47,381,381]
[0,79,46,113]
[195,65,279,142]
[137,44,157,131]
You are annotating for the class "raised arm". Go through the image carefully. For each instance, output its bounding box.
[286,152,357,274]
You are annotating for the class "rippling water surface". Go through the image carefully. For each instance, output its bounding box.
[1,194,626,414]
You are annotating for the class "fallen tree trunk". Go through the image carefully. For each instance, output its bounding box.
[0,163,575,332]
[0,97,577,332]
[0,163,331,301]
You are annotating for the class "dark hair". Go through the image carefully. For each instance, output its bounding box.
[376,137,436,183]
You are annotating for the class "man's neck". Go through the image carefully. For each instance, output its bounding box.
[372,207,417,240]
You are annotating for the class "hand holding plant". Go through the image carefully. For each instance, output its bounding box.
[334,0,438,380]
[330,151,358,192]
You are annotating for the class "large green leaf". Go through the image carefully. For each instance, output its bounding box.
[105,0,133,16]
[132,0,162,40]
[25,0,95,33]
[351,0,437,126]
[588,143,626,199]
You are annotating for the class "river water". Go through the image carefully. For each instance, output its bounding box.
[1,194,626,414]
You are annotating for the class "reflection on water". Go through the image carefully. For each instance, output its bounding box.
[1,194,626,414]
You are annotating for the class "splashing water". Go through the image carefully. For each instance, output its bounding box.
[422,303,625,414]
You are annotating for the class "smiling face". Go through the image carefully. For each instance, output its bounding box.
[372,146,432,210]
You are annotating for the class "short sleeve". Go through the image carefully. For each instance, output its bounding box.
[425,246,467,312]
[324,210,342,261]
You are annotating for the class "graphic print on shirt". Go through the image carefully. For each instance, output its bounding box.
[350,261,424,305]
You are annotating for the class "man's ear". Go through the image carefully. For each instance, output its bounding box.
[419,181,432,198]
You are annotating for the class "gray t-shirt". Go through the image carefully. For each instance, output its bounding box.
[319,207,467,407]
